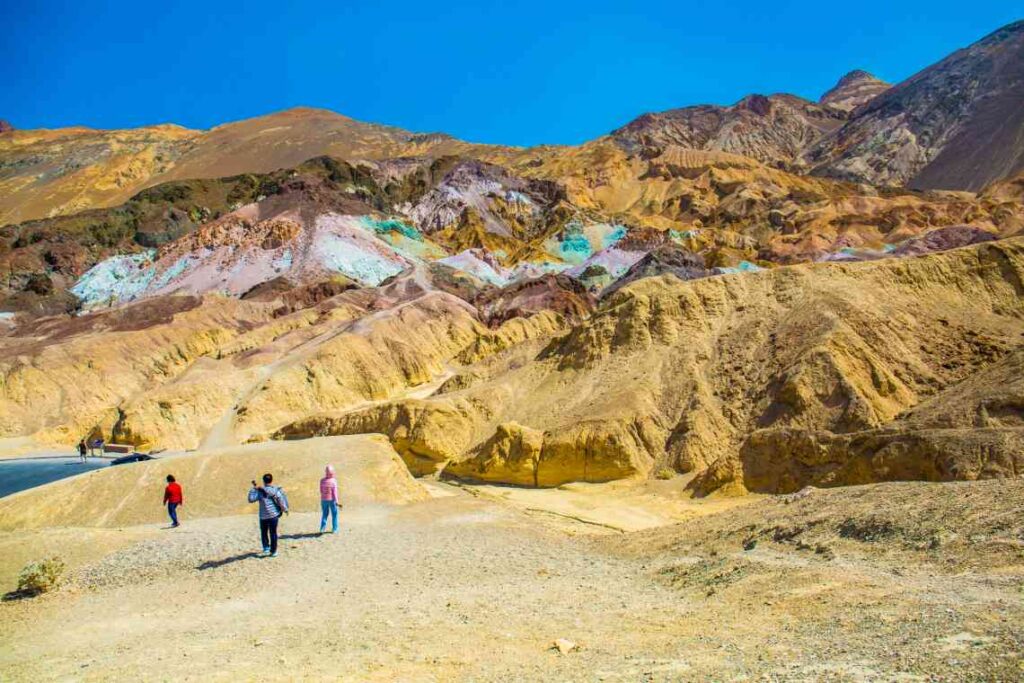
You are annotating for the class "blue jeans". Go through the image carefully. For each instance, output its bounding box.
[167,502,179,526]
[320,500,338,533]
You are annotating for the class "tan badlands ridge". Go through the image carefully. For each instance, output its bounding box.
[2,237,1022,494]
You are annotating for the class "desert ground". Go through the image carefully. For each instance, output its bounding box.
[1,436,1021,682]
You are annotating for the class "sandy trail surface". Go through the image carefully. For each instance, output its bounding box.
[1,439,1022,681]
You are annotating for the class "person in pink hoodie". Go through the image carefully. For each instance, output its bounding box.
[319,465,340,534]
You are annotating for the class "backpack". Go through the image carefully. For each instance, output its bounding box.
[260,487,288,517]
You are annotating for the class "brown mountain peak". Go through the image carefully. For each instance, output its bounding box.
[820,70,890,111]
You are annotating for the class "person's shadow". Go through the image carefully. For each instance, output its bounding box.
[196,533,324,569]
[196,552,262,570]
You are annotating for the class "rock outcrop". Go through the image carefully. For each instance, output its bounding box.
[602,244,711,297]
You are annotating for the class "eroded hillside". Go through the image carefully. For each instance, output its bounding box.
[4,236,1019,495]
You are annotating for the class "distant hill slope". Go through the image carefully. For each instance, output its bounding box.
[156,107,488,182]
[608,92,846,170]
[2,20,1022,231]
[0,107,505,227]
[808,20,1024,190]
[607,71,891,170]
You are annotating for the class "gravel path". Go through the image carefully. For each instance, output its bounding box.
[2,481,1023,681]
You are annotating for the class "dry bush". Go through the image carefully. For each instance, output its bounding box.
[17,557,65,595]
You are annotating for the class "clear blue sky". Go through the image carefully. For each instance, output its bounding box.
[2,0,1020,146]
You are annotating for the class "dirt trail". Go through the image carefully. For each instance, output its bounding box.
[2,468,1022,680]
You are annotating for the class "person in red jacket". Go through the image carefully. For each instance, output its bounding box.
[163,474,183,527]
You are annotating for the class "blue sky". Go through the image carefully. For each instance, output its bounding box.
[2,1,1019,146]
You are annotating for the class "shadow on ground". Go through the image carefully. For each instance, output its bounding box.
[280,532,323,540]
[197,552,263,570]
[2,589,39,602]
[197,533,325,569]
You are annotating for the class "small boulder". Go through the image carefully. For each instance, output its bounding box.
[782,486,816,504]
[551,638,578,655]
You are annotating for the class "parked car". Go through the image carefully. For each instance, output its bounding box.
[109,453,156,466]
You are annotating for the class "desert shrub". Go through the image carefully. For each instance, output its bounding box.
[136,183,192,204]
[654,467,675,480]
[257,179,282,197]
[579,264,609,279]
[17,557,65,595]
[303,155,352,184]
[226,175,259,205]
[86,220,133,248]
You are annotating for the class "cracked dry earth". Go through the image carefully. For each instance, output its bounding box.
[1,476,1023,681]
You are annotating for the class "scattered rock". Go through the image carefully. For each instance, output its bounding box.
[782,487,816,504]
[552,638,578,655]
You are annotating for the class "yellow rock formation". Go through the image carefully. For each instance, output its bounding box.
[2,237,1022,495]
[273,238,1024,493]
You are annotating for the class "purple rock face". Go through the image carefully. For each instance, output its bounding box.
[740,94,773,117]
[891,225,998,257]
[0,120,14,134]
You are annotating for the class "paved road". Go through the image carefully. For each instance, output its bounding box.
[0,458,108,497]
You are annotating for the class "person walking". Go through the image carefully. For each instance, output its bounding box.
[163,475,183,527]
[248,474,288,557]
[77,439,87,463]
[319,465,340,534]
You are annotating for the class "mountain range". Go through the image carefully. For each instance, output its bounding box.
[0,20,1023,497]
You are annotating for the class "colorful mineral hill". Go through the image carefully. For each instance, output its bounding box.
[566,245,648,291]
[437,249,513,286]
[713,260,763,275]
[70,250,158,308]
[543,222,628,265]
[69,212,427,306]
[309,215,411,286]
[360,216,448,261]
